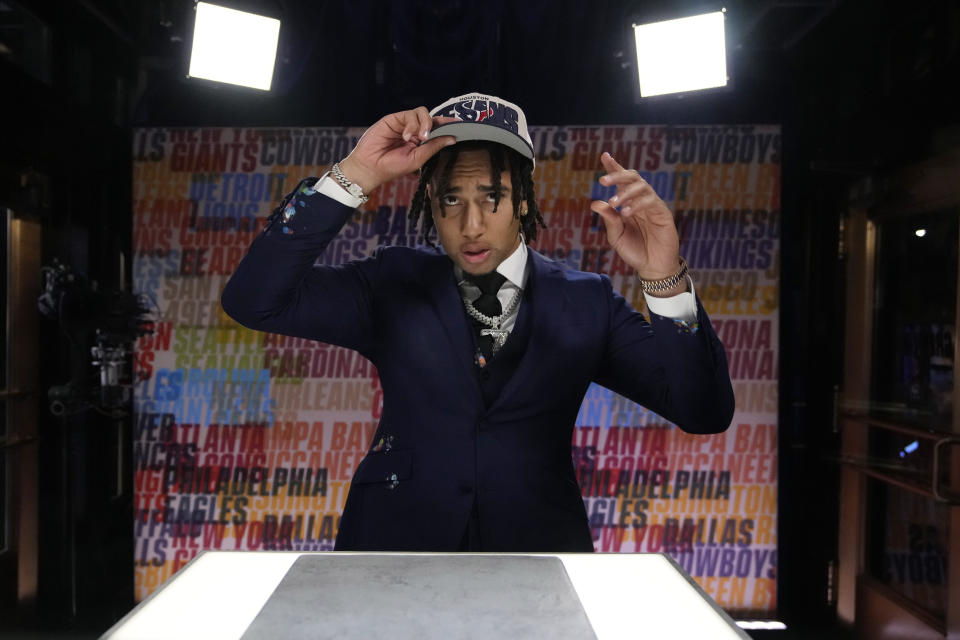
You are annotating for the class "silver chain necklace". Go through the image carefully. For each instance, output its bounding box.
[462,288,522,353]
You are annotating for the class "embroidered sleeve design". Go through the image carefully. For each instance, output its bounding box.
[268,177,322,235]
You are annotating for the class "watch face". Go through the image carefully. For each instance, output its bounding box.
[347,183,363,197]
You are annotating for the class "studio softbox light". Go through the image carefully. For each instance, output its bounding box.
[188,2,280,91]
[633,11,728,98]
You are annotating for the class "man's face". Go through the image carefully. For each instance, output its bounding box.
[429,149,523,275]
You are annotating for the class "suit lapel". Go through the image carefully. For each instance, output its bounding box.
[421,254,484,402]
[490,249,570,413]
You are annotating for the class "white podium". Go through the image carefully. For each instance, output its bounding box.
[102,552,749,640]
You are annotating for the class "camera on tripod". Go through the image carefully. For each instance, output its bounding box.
[38,259,154,416]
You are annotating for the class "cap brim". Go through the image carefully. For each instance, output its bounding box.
[428,122,534,161]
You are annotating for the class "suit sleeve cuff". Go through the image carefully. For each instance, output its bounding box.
[644,276,697,323]
[312,172,364,209]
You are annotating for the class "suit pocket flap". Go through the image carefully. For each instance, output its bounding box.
[353,450,413,484]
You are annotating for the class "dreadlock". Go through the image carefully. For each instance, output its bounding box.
[408,140,546,247]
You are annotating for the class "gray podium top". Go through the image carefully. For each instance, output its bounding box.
[102,552,749,640]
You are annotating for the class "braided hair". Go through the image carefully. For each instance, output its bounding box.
[408,141,546,247]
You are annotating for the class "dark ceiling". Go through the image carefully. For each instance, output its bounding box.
[2,0,959,171]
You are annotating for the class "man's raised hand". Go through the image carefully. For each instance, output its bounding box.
[337,107,459,195]
[589,152,682,291]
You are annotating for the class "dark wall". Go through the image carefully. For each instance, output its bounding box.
[1,0,138,630]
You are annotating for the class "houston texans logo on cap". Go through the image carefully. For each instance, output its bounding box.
[428,92,535,167]
[459,102,494,123]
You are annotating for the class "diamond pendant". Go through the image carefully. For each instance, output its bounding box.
[480,328,509,352]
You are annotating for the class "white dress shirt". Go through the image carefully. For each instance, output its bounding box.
[456,240,530,333]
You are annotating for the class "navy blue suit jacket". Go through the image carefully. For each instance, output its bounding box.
[221,183,734,552]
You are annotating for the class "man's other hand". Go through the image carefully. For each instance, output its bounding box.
[337,107,459,195]
[589,152,682,290]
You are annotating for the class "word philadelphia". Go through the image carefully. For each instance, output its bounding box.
[578,468,732,499]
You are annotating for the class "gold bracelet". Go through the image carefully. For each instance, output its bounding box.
[638,257,688,293]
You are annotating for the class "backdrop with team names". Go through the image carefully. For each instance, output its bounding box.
[132,123,780,616]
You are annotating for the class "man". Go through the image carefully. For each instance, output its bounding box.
[221,93,734,552]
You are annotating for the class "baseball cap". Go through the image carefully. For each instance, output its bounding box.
[428,92,535,167]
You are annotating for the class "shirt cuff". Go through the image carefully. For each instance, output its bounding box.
[644,276,697,323]
[311,172,364,209]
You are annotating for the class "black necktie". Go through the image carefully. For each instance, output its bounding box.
[465,271,507,363]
